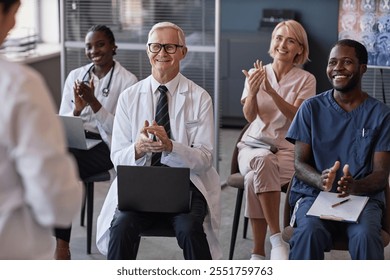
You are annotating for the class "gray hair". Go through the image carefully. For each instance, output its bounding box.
[147,22,186,47]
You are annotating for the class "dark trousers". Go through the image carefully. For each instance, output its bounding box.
[107,183,212,260]
[55,139,113,242]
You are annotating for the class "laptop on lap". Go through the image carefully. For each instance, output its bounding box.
[58,115,102,150]
[117,165,192,213]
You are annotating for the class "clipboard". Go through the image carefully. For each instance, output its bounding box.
[244,135,278,153]
[306,191,369,223]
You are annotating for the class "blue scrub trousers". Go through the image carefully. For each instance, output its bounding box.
[289,196,384,260]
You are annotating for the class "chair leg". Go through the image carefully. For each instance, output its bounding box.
[80,183,87,227]
[243,217,249,239]
[229,188,244,260]
[86,181,94,254]
[133,236,141,259]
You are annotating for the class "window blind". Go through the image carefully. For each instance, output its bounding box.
[363,67,390,106]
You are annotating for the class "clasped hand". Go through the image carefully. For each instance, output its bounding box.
[73,78,96,110]
[135,120,172,157]
[321,160,354,197]
[242,59,274,97]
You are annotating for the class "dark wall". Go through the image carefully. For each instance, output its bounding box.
[221,0,340,93]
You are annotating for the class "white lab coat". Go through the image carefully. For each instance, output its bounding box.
[0,57,83,259]
[96,73,222,259]
[59,60,138,148]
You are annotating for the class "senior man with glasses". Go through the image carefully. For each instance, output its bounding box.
[96,22,222,260]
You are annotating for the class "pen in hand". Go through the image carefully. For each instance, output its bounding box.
[331,198,350,208]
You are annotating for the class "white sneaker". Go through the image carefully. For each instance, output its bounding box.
[269,232,289,260]
[270,243,289,260]
[250,254,265,260]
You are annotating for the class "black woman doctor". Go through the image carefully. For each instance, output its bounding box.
[57,24,138,259]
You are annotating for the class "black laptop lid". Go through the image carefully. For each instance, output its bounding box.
[117,165,191,213]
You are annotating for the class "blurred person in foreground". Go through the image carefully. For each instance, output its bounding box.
[0,0,82,260]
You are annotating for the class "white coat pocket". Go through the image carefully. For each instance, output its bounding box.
[186,119,199,145]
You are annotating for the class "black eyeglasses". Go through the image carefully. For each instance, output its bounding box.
[148,43,183,54]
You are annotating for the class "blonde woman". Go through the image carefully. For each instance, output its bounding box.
[238,20,316,260]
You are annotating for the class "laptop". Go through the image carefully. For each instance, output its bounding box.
[117,165,192,213]
[58,115,102,150]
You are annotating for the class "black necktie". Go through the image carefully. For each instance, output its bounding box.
[151,85,170,166]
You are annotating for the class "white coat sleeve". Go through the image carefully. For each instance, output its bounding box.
[94,70,138,136]
[110,90,143,166]
[59,70,77,116]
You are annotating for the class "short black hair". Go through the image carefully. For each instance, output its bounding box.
[87,24,116,55]
[333,39,368,65]
[88,25,116,44]
[0,0,19,13]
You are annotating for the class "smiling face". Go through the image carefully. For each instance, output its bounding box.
[84,30,115,68]
[147,27,187,83]
[269,25,303,65]
[326,44,366,93]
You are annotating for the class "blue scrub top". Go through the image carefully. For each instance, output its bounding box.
[286,90,390,204]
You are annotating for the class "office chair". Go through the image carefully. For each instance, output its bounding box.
[226,123,250,260]
[226,123,289,259]
[282,176,390,253]
[81,170,111,254]
[132,223,177,258]
[226,123,289,260]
